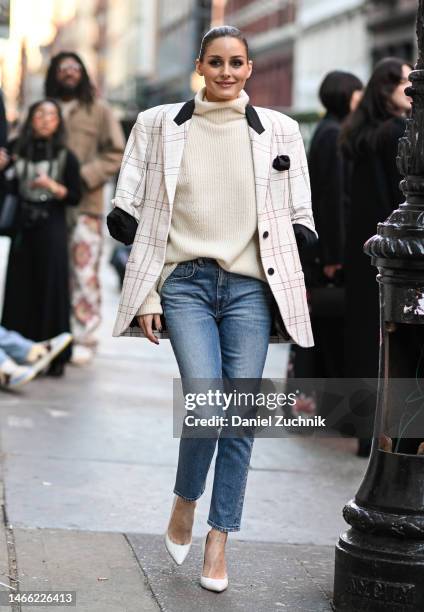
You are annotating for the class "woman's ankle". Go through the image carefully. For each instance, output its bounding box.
[203,530,228,578]
[167,497,196,542]
[175,496,197,508]
[207,528,228,544]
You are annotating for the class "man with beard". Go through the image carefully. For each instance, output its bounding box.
[45,52,125,365]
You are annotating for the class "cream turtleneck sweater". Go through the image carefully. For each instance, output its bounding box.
[137,87,266,316]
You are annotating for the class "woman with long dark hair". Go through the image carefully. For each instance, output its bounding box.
[291,71,363,387]
[1,99,82,375]
[108,26,316,591]
[340,58,412,455]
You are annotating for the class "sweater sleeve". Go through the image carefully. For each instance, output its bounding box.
[136,285,163,316]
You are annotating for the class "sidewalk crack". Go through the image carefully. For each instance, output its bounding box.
[2,485,20,611]
[124,533,163,612]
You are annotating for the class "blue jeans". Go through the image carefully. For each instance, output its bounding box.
[161,258,273,532]
[0,325,33,366]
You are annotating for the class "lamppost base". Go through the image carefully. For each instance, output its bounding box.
[333,529,424,611]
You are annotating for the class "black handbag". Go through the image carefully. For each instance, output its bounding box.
[308,285,345,318]
[303,261,345,318]
[0,191,20,237]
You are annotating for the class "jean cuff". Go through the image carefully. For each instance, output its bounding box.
[207,518,240,533]
[173,488,204,502]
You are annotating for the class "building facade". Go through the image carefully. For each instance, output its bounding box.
[224,0,296,110]
[144,0,211,108]
[49,0,99,82]
[8,0,419,125]
[103,0,157,118]
[366,0,417,65]
[293,0,370,114]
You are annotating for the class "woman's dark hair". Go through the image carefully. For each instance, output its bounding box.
[14,99,66,158]
[319,71,363,120]
[340,57,412,157]
[198,26,249,61]
[44,51,95,106]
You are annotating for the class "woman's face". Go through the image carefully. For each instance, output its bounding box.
[31,102,60,139]
[196,36,253,102]
[390,64,413,114]
[350,89,363,113]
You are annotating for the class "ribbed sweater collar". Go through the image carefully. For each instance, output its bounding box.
[194,87,249,117]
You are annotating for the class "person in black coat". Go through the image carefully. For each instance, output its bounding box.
[288,72,363,420]
[310,72,363,279]
[1,99,82,376]
[340,58,412,455]
[296,71,364,375]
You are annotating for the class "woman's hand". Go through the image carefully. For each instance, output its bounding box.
[31,173,68,199]
[137,314,162,345]
[31,173,53,190]
[323,264,342,279]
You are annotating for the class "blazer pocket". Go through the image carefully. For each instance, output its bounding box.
[272,155,290,171]
[165,261,196,281]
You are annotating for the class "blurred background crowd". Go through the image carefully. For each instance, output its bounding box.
[0,0,417,460]
[0,0,417,132]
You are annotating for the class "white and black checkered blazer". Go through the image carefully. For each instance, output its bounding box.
[110,99,316,347]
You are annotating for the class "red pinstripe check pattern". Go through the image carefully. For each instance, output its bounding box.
[111,102,316,347]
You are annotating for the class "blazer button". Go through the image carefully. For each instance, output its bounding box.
[267,267,274,275]
[263,231,269,238]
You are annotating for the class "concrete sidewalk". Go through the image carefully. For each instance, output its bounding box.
[0,237,368,611]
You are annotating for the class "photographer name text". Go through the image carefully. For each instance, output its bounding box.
[184,414,326,428]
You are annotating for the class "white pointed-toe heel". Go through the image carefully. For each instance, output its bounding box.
[164,531,192,565]
[200,533,229,593]
[164,496,193,565]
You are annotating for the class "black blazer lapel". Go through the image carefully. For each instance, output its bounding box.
[173,100,195,125]
[246,105,265,134]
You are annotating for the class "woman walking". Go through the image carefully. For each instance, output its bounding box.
[1,100,81,375]
[108,26,316,591]
[341,58,412,455]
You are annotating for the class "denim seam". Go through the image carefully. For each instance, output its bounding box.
[206,436,255,532]
[215,266,221,318]
[234,437,255,524]
[173,486,205,502]
[206,518,240,533]
[165,261,197,282]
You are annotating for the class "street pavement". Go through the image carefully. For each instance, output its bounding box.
[0,236,369,611]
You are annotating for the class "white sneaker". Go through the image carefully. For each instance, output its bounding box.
[0,358,37,390]
[70,344,94,366]
[30,333,73,375]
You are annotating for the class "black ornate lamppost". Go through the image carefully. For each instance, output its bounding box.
[333,3,424,610]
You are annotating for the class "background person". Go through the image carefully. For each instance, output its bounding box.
[1,99,82,377]
[288,71,363,416]
[340,57,412,456]
[44,52,125,365]
[109,26,316,593]
[0,326,72,390]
